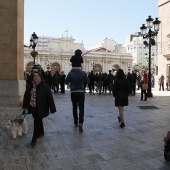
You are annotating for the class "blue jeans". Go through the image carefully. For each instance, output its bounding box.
[71,92,85,124]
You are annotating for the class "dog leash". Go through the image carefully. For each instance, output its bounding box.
[13,111,27,122]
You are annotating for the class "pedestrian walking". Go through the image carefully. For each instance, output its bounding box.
[22,71,56,147]
[65,67,89,132]
[60,71,66,93]
[106,70,114,95]
[52,71,60,94]
[113,69,129,128]
[88,70,95,95]
[132,71,137,95]
[158,74,165,91]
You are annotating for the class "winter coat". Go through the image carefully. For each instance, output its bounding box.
[65,69,89,92]
[113,78,129,107]
[23,81,56,119]
[70,54,84,67]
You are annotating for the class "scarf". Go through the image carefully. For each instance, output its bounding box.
[30,82,36,108]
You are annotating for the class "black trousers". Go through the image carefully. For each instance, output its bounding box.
[141,89,147,100]
[159,84,164,91]
[53,83,59,93]
[89,83,94,93]
[31,107,44,140]
[132,83,136,95]
[71,92,85,125]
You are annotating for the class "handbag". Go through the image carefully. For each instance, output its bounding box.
[142,83,148,90]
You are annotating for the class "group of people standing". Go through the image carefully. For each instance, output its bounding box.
[25,70,66,94]
[22,48,154,147]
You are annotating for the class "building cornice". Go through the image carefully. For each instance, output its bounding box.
[158,0,170,7]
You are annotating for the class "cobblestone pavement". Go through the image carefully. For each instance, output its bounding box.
[0,88,170,170]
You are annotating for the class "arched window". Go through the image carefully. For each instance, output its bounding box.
[51,63,61,73]
[112,64,120,71]
[94,64,102,73]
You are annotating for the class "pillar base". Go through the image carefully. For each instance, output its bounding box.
[147,92,153,97]
[0,80,26,107]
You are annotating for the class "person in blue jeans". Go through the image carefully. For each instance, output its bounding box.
[65,67,89,132]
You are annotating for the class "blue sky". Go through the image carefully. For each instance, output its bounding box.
[24,0,158,50]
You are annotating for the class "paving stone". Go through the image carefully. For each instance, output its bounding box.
[0,89,170,169]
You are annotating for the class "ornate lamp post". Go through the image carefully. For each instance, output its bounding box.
[127,64,132,72]
[91,62,96,71]
[46,61,51,71]
[140,16,161,97]
[29,32,38,69]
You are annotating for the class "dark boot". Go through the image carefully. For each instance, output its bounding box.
[120,123,125,128]
[30,138,37,147]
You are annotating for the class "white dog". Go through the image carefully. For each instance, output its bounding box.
[5,118,28,139]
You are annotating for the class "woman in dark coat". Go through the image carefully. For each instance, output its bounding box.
[113,69,129,128]
[23,71,56,147]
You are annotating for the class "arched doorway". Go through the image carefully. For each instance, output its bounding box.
[26,62,34,72]
[94,64,102,73]
[112,64,120,72]
[51,63,61,73]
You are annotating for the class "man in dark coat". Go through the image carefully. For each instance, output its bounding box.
[60,71,66,93]
[88,70,95,95]
[23,71,56,147]
[132,71,137,95]
[127,72,133,95]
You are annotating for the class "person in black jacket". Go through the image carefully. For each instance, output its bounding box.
[70,49,84,67]
[23,71,56,147]
[113,69,129,128]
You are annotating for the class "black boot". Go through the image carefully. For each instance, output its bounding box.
[30,138,37,147]
[120,123,125,128]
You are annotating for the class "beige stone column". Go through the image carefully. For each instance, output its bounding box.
[0,0,25,106]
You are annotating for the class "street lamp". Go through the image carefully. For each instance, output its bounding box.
[91,62,96,70]
[29,32,38,69]
[140,16,161,97]
[46,61,51,71]
[127,64,132,72]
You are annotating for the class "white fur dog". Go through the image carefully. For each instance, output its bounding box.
[5,118,28,139]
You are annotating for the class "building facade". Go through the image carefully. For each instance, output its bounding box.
[156,0,170,87]
[125,32,158,68]
[24,36,132,75]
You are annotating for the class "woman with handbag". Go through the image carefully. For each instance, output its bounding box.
[140,73,149,101]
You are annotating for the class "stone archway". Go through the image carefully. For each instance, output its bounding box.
[51,63,61,73]
[94,64,102,73]
[112,64,120,72]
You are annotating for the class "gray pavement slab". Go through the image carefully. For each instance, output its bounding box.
[0,88,170,169]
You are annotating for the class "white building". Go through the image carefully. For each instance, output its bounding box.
[125,32,158,68]
[24,36,132,74]
[156,0,170,88]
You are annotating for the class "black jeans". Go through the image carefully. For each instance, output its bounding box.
[53,83,59,93]
[89,83,94,94]
[159,84,164,91]
[141,89,147,100]
[31,107,44,140]
[71,92,85,125]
